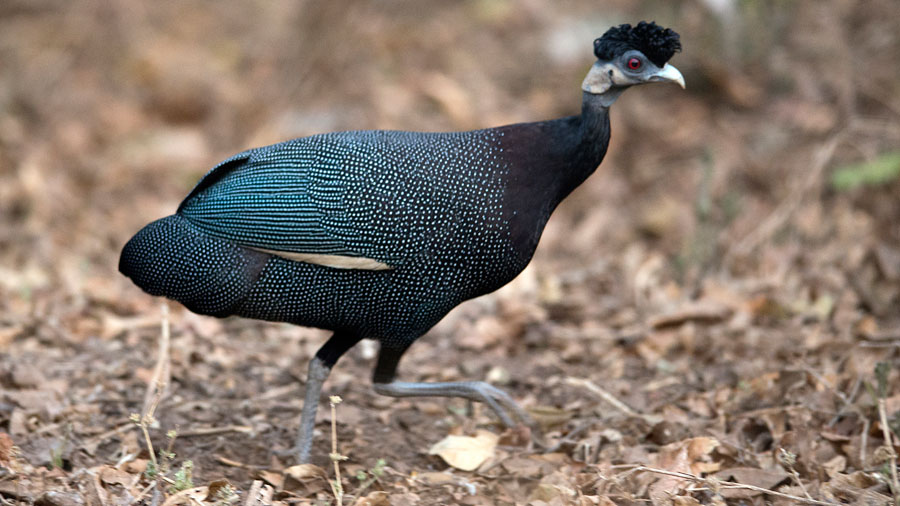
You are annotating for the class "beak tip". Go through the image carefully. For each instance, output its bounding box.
[654,63,686,90]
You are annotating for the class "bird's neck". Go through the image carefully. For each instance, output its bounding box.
[577,91,613,152]
[498,92,611,261]
[501,92,611,206]
[553,92,612,197]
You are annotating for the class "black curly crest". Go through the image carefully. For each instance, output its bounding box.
[593,21,681,68]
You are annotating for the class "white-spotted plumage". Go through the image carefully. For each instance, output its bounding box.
[122,128,524,349]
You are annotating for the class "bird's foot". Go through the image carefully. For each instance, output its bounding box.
[273,444,309,463]
[373,380,533,429]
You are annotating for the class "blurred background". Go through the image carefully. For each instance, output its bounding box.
[1,0,899,501]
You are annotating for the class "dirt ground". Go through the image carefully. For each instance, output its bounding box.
[2,1,900,504]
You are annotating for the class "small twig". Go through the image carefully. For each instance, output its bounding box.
[861,417,870,466]
[128,481,157,506]
[92,470,110,505]
[244,480,262,506]
[243,480,267,506]
[733,404,809,418]
[159,486,207,506]
[540,419,598,454]
[629,465,835,505]
[329,396,346,506]
[134,304,172,470]
[799,364,849,405]
[878,396,900,505]
[727,132,843,263]
[80,421,135,452]
[778,448,812,501]
[829,375,863,426]
[143,304,172,416]
[859,341,900,348]
[873,362,900,505]
[257,383,301,400]
[565,377,641,418]
[141,422,158,470]
[177,425,253,437]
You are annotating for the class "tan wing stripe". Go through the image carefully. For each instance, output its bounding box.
[250,247,393,271]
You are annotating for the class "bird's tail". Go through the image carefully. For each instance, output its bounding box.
[119,214,269,317]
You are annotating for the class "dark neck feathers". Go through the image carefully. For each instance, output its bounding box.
[499,91,611,257]
[501,92,610,202]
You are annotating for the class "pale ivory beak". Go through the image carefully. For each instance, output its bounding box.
[649,63,685,89]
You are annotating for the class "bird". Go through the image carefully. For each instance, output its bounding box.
[119,21,684,463]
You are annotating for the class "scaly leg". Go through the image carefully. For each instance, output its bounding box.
[371,343,532,428]
[294,331,361,463]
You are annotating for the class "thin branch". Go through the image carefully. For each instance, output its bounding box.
[128,481,157,506]
[143,303,171,417]
[176,426,253,437]
[628,465,836,505]
[779,448,813,501]
[878,396,900,505]
[132,304,172,471]
[861,418,870,467]
[727,132,843,264]
[243,480,273,506]
[565,377,642,418]
[329,396,345,506]
[540,418,598,454]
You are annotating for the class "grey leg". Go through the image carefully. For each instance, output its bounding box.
[294,356,331,463]
[373,380,531,427]
[293,331,362,463]
[372,343,533,428]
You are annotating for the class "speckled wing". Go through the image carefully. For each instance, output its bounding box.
[177,129,509,270]
[177,134,391,267]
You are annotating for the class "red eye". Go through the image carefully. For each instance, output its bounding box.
[627,57,642,70]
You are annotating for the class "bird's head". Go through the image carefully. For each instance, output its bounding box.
[583,21,684,103]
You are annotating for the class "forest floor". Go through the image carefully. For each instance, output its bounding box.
[2,1,899,505]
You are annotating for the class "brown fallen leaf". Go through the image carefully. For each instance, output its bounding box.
[502,456,551,479]
[352,490,390,506]
[256,470,284,490]
[416,471,455,485]
[35,490,85,506]
[497,425,531,447]
[428,430,498,471]
[649,437,720,505]
[282,463,329,495]
[528,405,576,430]
[821,455,847,478]
[7,363,46,389]
[648,301,732,329]
[821,471,892,504]
[160,486,209,506]
[242,480,274,506]
[283,463,328,480]
[713,467,790,499]
[204,480,233,501]
[873,243,900,281]
[98,465,138,488]
[671,496,702,506]
[0,433,15,467]
[529,482,574,504]
[124,458,147,475]
[214,456,246,468]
